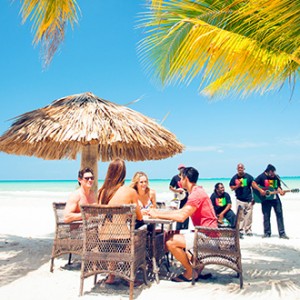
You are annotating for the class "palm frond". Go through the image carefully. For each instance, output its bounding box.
[142,0,300,97]
[20,0,79,67]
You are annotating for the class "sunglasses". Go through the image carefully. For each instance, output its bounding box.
[83,176,94,181]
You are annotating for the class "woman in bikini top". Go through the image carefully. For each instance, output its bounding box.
[130,171,157,213]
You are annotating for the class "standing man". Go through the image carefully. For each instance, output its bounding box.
[64,167,97,223]
[210,183,236,227]
[252,164,289,239]
[230,163,254,238]
[169,164,189,230]
[148,167,217,282]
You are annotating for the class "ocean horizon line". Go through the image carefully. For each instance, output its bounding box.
[1,175,300,182]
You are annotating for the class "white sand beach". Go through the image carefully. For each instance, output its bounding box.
[1,192,300,300]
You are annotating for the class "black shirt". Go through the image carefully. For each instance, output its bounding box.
[254,172,281,200]
[169,174,188,208]
[169,174,181,189]
[210,191,232,215]
[229,173,254,202]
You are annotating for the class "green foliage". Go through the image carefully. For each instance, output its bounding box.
[139,0,300,97]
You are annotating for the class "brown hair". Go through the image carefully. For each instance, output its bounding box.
[78,167,94,186]
[97,158,126,204]
[130,171,150,194]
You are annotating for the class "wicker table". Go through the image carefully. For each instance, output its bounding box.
[143,217,174,282]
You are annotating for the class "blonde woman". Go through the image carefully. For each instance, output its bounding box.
[130,171,157,213]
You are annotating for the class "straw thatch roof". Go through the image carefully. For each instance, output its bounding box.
[0,92,184,161]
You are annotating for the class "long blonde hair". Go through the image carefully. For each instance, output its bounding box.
[130,171,150,195]
[97,158,126,204]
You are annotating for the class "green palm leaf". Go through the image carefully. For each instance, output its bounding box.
[140,0,300,97]
[20,0,79,67]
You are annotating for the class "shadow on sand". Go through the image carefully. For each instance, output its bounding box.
[0,234,53,287]
[1,234,300,298]
[193,240,300,297]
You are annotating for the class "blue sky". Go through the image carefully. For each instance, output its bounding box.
[1,1,300,181]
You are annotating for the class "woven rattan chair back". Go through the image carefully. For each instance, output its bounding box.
[50,202,83,272]
[79,204,148,299]
[146,225,167,278]
[192,206,243,288]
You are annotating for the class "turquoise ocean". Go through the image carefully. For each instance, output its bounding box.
[1,177,300,204]
[1,177,299,238]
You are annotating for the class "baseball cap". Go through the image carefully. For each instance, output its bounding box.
[178,164,185,170]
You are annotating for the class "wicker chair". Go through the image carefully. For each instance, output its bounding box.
[79,204,148,299]
[191,206,243,288]
[50,202,83,272]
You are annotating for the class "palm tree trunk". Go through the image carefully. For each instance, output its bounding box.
[81,144,98,193]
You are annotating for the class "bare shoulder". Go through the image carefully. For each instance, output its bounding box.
[64,190,81,213]
[150,189,156,196]
[119,185,137,195]
[120,186,138,203]
[68,190,81,203]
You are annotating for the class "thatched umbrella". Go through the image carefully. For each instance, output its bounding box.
[0,92,184,191]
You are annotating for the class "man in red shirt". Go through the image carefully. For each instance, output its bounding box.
[147,167,218,282]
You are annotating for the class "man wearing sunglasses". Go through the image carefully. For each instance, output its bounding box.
[64,167,97,223]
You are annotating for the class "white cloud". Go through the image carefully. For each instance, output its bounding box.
[224,141,269,148]
[186,141,268,153]
[278,136,300,146]
[186,145,223,152]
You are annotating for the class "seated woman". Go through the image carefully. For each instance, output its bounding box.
[210,182,236,227]
[97,158,144,284]
[130,171,157,213]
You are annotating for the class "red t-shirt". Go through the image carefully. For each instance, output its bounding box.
[187,185,218,228]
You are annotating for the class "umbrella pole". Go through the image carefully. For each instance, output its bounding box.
[81,144,98,195]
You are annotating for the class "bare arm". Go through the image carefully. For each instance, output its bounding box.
[230,178,242,191]
[277,187,286,196]
[150,189,157,208]
[218,204,231,223]
[252,181,266,196]
[64,193,81,223]
[130,189,143,221]
[230,183,241,191]
[148,205,196,223]
[169,185,177,193]
[169,185,184,194]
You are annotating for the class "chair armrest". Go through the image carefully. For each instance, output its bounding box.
[57,220,82,226]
